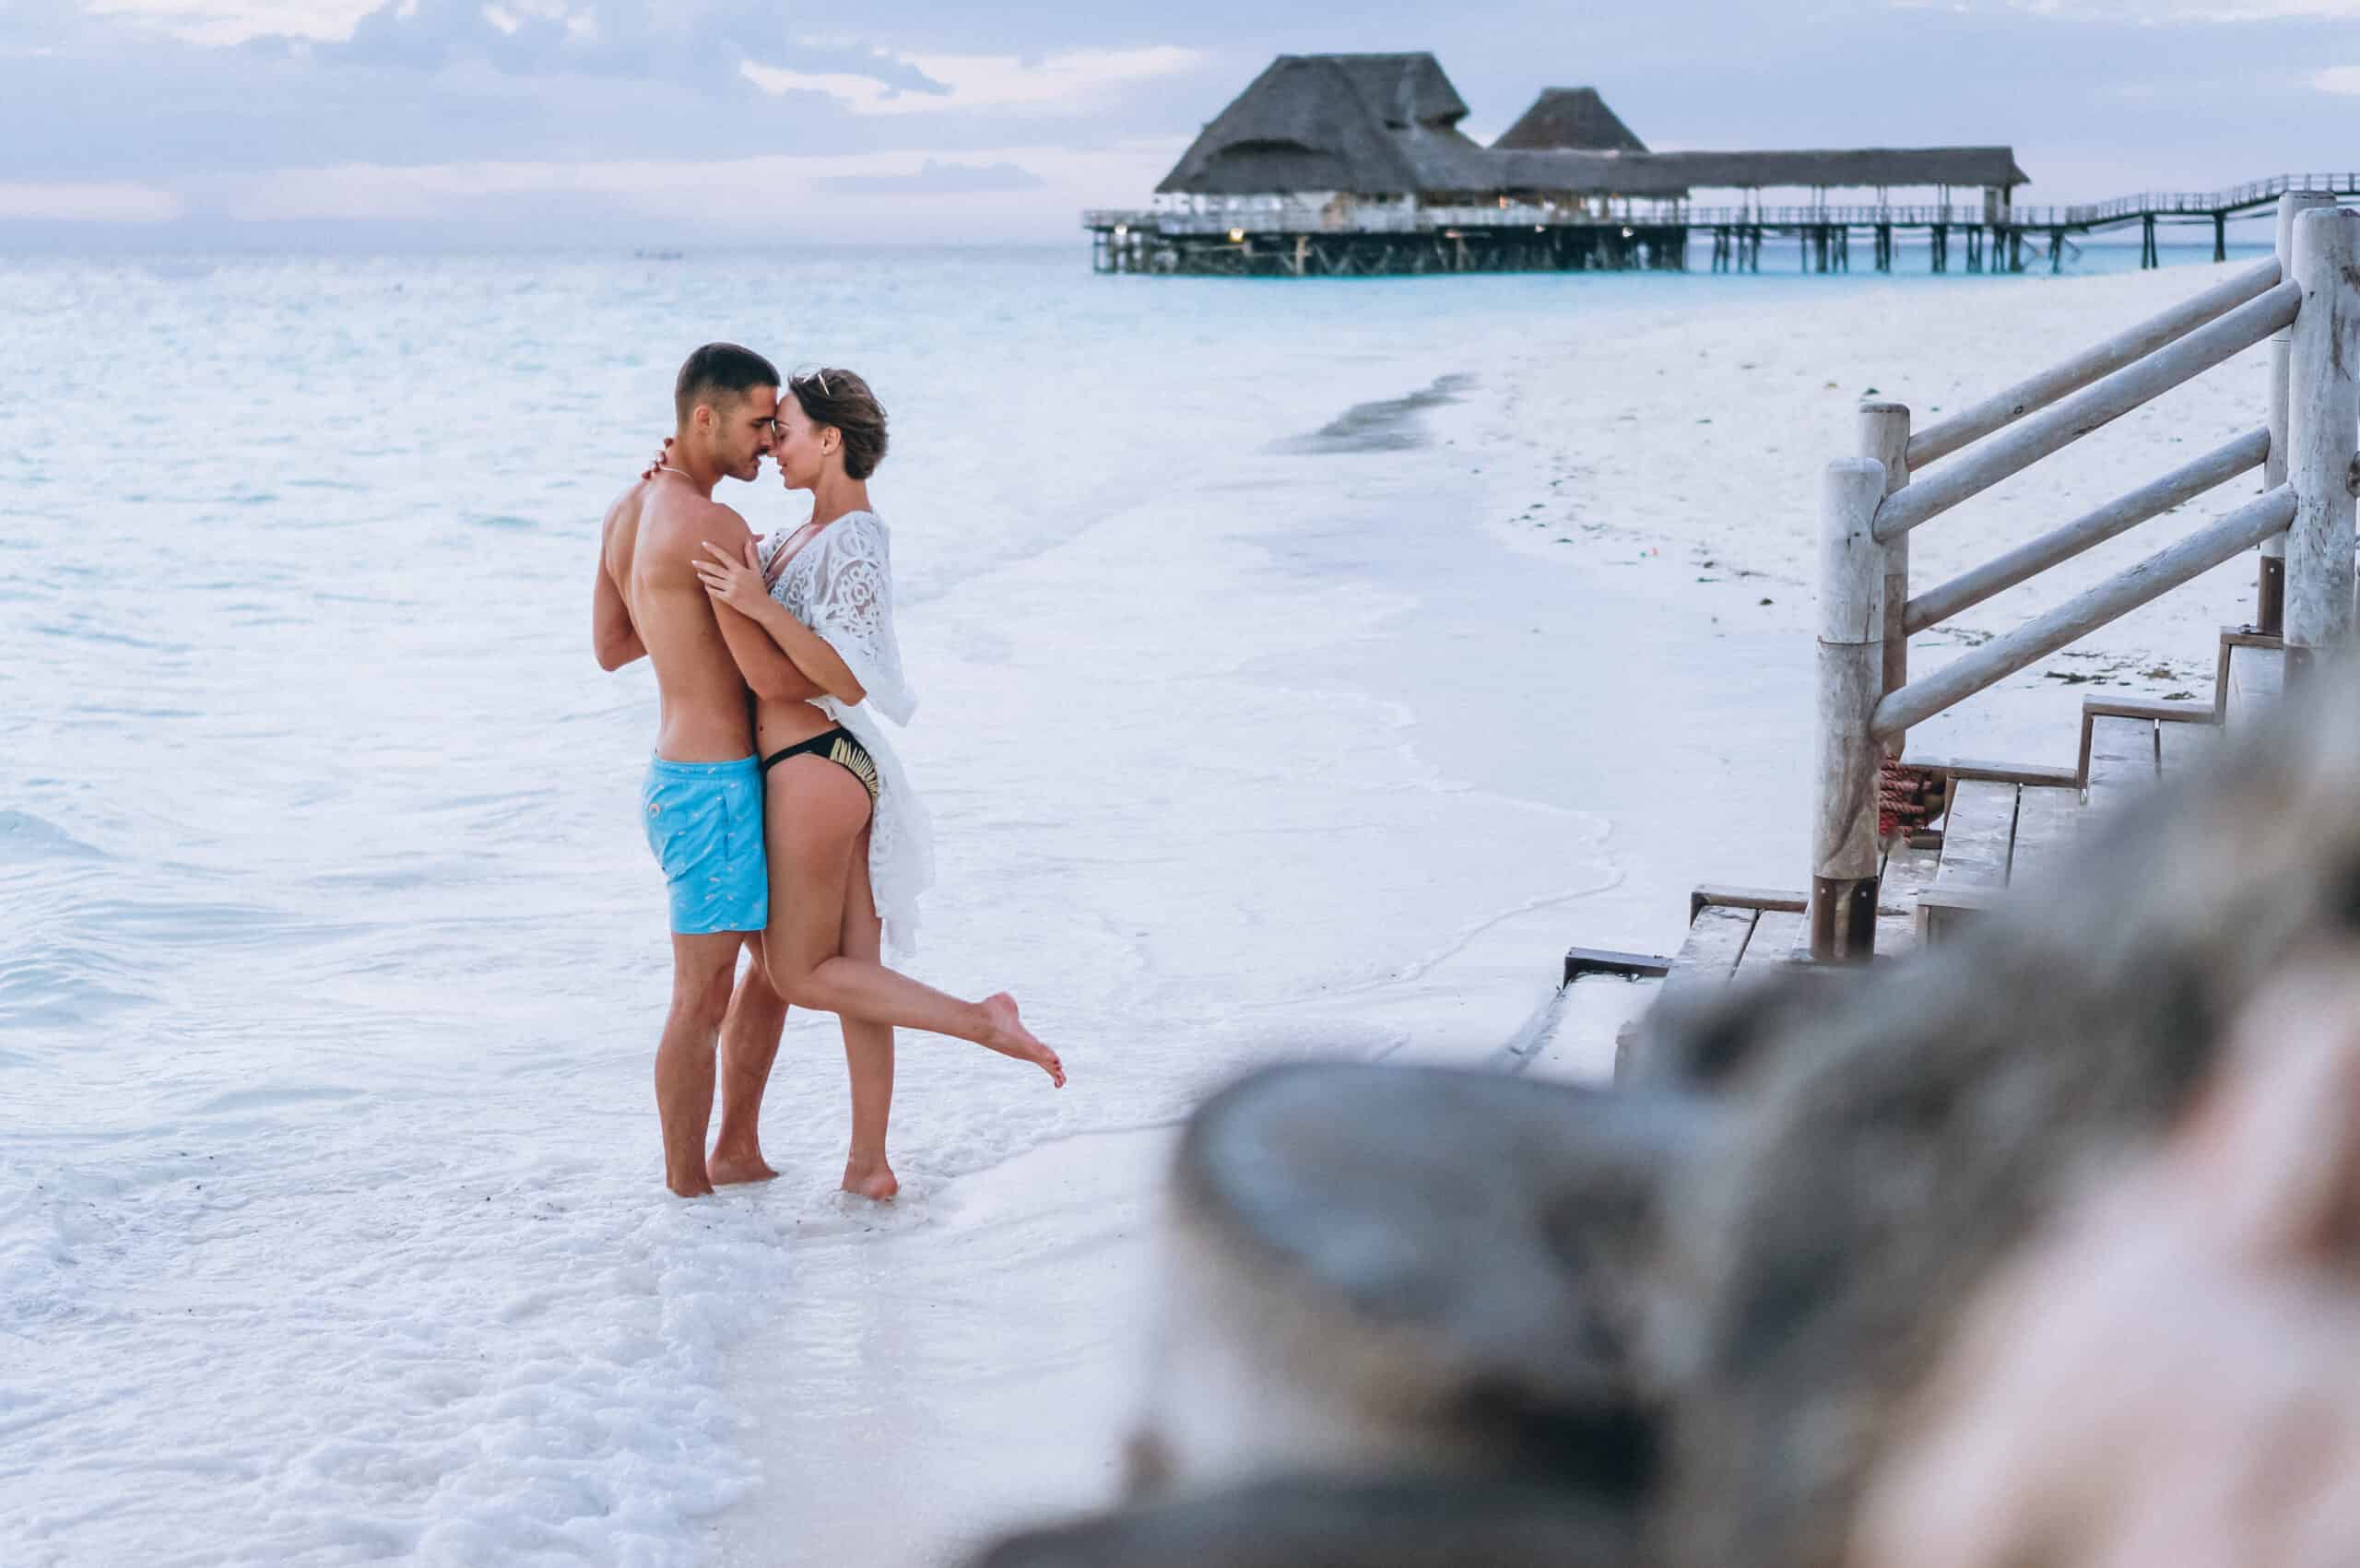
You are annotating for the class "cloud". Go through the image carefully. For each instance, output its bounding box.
[2316,64,2360,91]
[742,45,1211,116]
[191,138,1179,237]
[81,0,382,44]
[736,62,941,112]
[0,179,184,221]
[817,159,1046,194]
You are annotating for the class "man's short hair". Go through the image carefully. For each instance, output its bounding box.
[675,342,780,426]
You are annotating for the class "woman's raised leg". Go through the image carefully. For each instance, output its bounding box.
[760,756,1063,1085]
[836,830,899,1200]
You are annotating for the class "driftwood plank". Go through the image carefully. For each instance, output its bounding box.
[1660,905,1757,1001]
[2158,717,2224,778]
[1739,909,1808,972]
[1934,778,2019,892]
[2084,714,2158,815]
[2225,643,2284,732]
[2007,785,2085,888]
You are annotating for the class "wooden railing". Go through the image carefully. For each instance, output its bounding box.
[1808,194,2360,961]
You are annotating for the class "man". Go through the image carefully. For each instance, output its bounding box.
[594,343,817,1197]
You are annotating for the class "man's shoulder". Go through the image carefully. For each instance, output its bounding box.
[643,487,751,538]
[600,479,644,531]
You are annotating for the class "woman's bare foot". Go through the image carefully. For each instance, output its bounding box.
[709,1147,779,1186]
[842,1157,899,1201]
[978,993,1065,1087]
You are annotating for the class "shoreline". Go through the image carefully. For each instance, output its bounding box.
[7,252,2281,1567]
[710,258,2279,1564]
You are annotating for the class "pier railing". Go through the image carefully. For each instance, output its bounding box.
[1807,194,2360,960]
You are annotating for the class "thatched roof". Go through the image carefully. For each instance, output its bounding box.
[1638,147,2031,190]
[1156,53,1499,196]
[1492,150,1691,197]
[1493,88,1648,154]
[1156,53,2032,198]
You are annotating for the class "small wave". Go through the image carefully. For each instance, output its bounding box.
[0,811,109,864]
[1276,372,1477,454]
[190,1084,368,1117]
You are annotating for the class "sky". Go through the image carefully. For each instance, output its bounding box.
[2,0,2355,248]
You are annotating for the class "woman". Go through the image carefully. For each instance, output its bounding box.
[680,367,1062,1202]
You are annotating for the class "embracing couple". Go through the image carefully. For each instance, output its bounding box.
[594,344,1063,1200]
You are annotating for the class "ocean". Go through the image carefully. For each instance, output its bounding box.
[1,239,2266,1565]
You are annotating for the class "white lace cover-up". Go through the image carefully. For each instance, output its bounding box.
[757,511,935,959]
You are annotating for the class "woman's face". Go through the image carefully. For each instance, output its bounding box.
[771,395,834,492]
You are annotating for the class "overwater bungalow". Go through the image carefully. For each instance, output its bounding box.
[1493,86,1649,155]
[1083,53,2044,277]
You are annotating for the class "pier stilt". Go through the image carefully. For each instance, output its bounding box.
[2260,192,2336,634]
[1811,457,1888,962]
[2283,205,2360,681]
[1861,402,1914,757]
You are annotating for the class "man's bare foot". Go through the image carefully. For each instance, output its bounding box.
[978,993,1065,1087]
[709,1148,779,1185]
[667,1171,717,1199]
[842,1158,900,1201]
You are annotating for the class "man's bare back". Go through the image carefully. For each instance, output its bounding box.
[600,478,762,762]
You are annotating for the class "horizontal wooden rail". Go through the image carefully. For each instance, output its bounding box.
[1874,279,2297,543]
[1870,486,2296,739]
[1903,427,2271,633]
[1906,259,2283,470]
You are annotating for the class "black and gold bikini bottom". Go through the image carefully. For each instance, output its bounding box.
[759,725,879,803]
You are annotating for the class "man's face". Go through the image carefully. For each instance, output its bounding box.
[701,385,778,482]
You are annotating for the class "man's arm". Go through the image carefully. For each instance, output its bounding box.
[699,506,825,702]
[593,509,646,671]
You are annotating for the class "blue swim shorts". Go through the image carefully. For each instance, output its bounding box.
[641,756,768,935]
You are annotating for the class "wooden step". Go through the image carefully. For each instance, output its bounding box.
[1738,908,1809,972]
[2225,641,2284,732]
[1918,777,2017,944]
[2003,785,2086,888]
[2083,714,2159,813]
[2212,624,2281,719]
[1660,904,1757,1003]
[1878,836,1942,956]
[2158,715,2224,776]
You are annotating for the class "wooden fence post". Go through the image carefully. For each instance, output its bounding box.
[1811,457,1888,963]
[2260,192,2337,634]
[2284,205,2360,681]
[1860,402,1913,755]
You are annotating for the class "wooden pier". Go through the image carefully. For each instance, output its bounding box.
[1616,194,2360,1055]
[1090,175,2360,278]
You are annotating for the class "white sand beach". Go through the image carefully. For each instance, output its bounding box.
[702,259,2275,1565]
[4,250,2278,1567]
